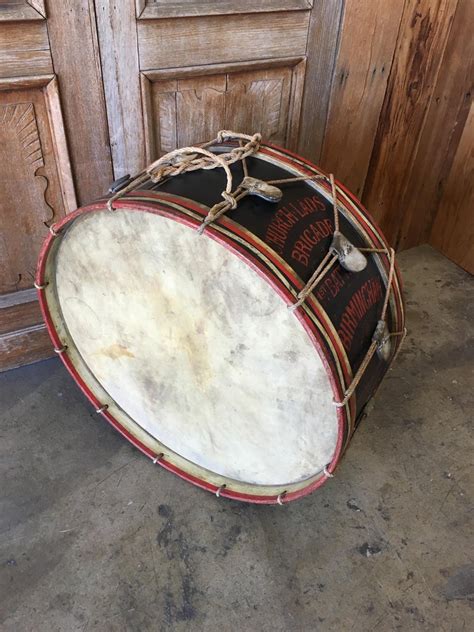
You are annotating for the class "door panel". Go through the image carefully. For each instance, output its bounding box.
[0,1,109,371]
[137,12,309,69]
[0,74,76,369]
[98,0,311,178]
[141,59,305,160]
[0,81,72,293]
[0,0,45,21]
[136,0,312,20]
[0,20,52,78]
[46,0,114,205]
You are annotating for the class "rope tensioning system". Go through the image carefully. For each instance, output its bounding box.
[105,130,406,408]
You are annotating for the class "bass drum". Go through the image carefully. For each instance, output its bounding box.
[36,131,405,504]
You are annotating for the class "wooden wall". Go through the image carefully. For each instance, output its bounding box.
[312,0,473,273]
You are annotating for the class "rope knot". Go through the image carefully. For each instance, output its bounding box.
[222,191,237,209]
[217,130,232,143]
[250,132,262,146]
[150,167,168,183]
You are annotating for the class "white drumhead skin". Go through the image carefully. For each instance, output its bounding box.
[54,209,338,486]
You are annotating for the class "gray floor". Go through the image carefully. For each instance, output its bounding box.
[1,245,472,632]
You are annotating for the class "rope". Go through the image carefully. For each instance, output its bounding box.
[334,341,378,408]
[390,328,408,364]
[266,175,325,185]
[240,139,249,179]
[289,252,338,312]
[330,173,340,233]
[334,248,399,408]
[197,187,250,234]
[285,172,340,306]
[381,248,395,321]
[107,131,261,211]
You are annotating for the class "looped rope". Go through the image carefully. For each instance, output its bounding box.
[106,131,262,213]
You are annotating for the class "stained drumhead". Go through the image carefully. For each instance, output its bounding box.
[50,208,338,487]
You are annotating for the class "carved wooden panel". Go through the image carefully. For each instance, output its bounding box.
[0,76,75,295]
[0,0,45,21]
[136,0,312,19]
[141,60,306,160]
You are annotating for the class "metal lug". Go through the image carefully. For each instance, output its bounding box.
[241,176,283,203]
[330,231,367,272]
[372,319,391,361]
[108,174,132,194]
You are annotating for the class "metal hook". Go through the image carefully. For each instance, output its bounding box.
[372,319,392,361]
[240,176,282,203]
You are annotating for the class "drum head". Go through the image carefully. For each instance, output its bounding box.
[44,206,339,491]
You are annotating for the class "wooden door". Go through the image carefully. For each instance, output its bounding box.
[0,1,112,371]
[95,0,335,178]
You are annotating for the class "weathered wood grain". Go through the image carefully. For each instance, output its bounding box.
[46,0,113,204]
[0,288,37,309]
[137,0,312,19]
[0,74,53,90]
[0,296,42,336]
[297,0,344,163]
[362,0,459,246]
[0,0,44,21]
[28,0,45,17]
[0,20,49,52]
[138,11,310,70]
[142,60,305,159]
[0,80,71,294]
[398,0,474,249]
[227,66,295,146]
[44,77,77,213]
[0,21,52,77]
[284,58,306,152]
[142,57,305,82]
[95,0,144,177]
[140,74,157,164]
[320,0,405,198]
[0,323,52,372]
[429,102,473,273]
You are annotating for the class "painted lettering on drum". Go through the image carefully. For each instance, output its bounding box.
[337,277,383,353]
[316,267,348,302]
[264,194,326,256]
[290,218,334,266]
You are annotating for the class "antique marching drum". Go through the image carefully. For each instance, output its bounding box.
[36,131,405,504]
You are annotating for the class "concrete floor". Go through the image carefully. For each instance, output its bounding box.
[0,244,472,632]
